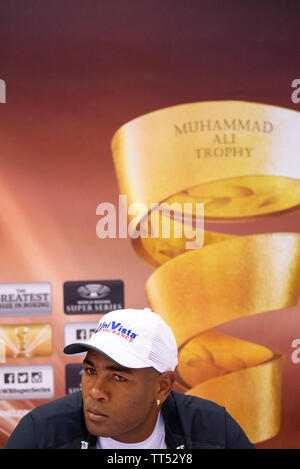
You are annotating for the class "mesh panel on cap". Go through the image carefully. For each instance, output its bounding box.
[147,325,176,371]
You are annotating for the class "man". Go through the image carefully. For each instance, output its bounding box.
[4,308,255,449]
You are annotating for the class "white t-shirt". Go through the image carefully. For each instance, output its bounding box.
[96,411,167,449]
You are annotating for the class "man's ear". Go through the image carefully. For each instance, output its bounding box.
[156,371,175,404]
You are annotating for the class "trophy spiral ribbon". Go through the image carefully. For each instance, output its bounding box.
[111,101,300,443]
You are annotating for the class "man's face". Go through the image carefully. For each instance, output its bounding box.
[81,350,162,443]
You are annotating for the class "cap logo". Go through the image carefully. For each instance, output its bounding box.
[94,321,138,343]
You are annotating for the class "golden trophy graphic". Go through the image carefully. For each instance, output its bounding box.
[0,338,5,363]
[112,100,300,444]
[0,324,52,358]
[14,326,31,358]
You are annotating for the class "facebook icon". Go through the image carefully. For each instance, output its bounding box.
[4,373,15,384]
[76,329,87,340]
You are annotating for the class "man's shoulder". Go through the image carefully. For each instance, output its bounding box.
[28,392,85,448]
[31,391,82,420]
[165,391,255,449]
[5,392,85,449]
[169,390,225,414]
[164,390,228,441]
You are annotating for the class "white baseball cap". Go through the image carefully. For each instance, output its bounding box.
[64,307,178,373]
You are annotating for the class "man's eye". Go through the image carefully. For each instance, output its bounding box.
[85,367,96,376]
[113,374,126,382]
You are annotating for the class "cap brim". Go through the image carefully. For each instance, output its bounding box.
[63,342,135,369]
[64,342,101,355]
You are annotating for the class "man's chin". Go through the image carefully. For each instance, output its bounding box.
[86,420,114,437]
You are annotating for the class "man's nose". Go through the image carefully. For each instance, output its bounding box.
[88,376,110,400]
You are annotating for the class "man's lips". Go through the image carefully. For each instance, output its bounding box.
[86,407,109,422]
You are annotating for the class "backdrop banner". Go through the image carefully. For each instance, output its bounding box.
[0,0,299,449]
